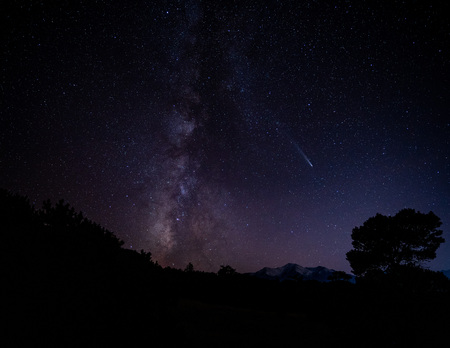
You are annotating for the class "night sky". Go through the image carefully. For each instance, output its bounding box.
[2,1,449,273]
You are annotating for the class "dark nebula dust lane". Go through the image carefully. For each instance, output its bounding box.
[1,1,449,272]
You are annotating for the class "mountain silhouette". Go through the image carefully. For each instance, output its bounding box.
[248,263,355,282]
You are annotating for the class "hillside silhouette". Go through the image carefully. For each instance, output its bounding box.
[1,189,171,346]
[1,189,449,347]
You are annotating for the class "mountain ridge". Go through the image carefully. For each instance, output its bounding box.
[247,263,450,282]
[247,263,355,283]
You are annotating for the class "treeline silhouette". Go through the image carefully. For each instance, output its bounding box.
[2,189,449,347]
[1,189,171,346]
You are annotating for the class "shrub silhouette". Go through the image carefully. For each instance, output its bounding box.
[217,264,237,277]
[328,270,352,282]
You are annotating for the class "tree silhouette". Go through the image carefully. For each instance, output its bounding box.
[218,264,237,277]
[184,262,195,272]
[346,209,444,277]
[38,198,124,251]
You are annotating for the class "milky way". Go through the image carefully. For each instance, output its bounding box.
[143,2,241,268]
[2,1,449,273]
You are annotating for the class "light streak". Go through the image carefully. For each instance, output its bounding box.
[292,142,313,167]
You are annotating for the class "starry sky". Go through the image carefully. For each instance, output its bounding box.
[2,0,449,273]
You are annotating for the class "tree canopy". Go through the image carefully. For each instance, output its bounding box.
[346,209,444,277]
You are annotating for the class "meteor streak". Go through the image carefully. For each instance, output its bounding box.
[292,141,313,167]
[273,123,313,168]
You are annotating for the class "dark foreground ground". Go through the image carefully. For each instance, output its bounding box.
[170,274,449,348]
[4,269,449,348]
